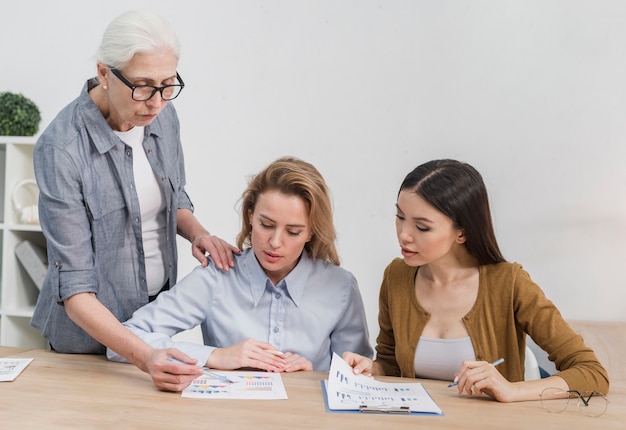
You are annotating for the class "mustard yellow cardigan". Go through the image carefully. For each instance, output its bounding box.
[374,258,609,394]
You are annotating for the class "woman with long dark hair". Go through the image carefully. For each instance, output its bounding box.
[344,159,608,403]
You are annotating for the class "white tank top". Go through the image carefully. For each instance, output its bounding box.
[413,336,476,380]
[114,126,168,295]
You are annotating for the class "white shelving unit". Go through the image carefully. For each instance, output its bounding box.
[0,136,48,348]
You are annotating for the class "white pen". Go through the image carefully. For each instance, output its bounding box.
[166,357,236,383]
[448,357,505,388]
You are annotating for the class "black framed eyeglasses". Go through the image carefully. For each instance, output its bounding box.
[109,67,185,101]
[540,387,608,417]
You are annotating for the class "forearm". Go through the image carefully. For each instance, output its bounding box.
[64,293,155,372]
[177,208,239,269]
[508,375,569,402]
[176,208,209,243]
[113,273,216,367]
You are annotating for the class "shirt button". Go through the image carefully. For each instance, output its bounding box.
[126,151,131,156]
[275,293,282,299]
[273,327,279,333]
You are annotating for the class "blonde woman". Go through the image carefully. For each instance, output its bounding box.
[108,157,372,392]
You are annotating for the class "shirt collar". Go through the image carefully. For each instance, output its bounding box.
[241,248,313,308]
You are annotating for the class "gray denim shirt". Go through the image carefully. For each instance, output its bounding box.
[30,78,193,354]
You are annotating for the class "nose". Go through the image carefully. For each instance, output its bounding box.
[396,222,413,244]
[269,230,283,249]
[145,93,165,109]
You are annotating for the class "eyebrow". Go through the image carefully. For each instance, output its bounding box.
[395,204,434,223]
[126,73,177,85]
[259,214,307,229]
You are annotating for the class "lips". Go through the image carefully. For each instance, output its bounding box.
[401,247,417,258]
[264,250,282,263]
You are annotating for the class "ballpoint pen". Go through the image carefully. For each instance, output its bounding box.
[166,357,237,383]
[448,357,505,388]
[201,370,237,384]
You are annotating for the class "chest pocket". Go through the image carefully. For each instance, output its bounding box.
[84,187,128,252]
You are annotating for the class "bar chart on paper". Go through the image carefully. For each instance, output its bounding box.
[322,353,443,415]
[182,371,288,399]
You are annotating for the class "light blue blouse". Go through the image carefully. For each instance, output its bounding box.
[107,249,373,371]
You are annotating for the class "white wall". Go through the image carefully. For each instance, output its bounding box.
[2,1,625,347]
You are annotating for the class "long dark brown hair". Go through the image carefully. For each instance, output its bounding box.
[400,159,506,265]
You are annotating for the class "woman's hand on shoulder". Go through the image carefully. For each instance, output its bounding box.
[192,233,240,270]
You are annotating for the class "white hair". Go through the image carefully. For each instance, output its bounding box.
[96,10,181,68]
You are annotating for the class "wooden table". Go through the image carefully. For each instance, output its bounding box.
[1,347,624,429]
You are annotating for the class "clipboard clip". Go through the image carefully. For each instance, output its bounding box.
[359,404,411,414]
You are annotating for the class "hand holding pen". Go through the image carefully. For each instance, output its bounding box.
[448,357,505,388]
[145,349,206,392]
[167,357,238,383]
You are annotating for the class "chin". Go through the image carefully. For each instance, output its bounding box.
[403,256,423,267]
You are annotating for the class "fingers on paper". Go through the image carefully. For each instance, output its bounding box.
[342,352,372,375]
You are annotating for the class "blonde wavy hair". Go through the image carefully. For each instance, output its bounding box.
[236,157,340,265]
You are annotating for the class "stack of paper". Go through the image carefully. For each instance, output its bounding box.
[323,353,443,415]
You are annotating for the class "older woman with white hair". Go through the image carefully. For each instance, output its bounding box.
[31,10,238,356]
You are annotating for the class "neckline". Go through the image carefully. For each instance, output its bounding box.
[409,264,484,319]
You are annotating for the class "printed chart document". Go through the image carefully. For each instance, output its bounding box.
[323,353,443,415]
[182,370,288,400]
[0,358,34,382]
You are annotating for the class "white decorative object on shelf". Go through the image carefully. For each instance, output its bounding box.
[12,178,39,225]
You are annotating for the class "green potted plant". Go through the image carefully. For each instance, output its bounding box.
[0,92,41,136]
